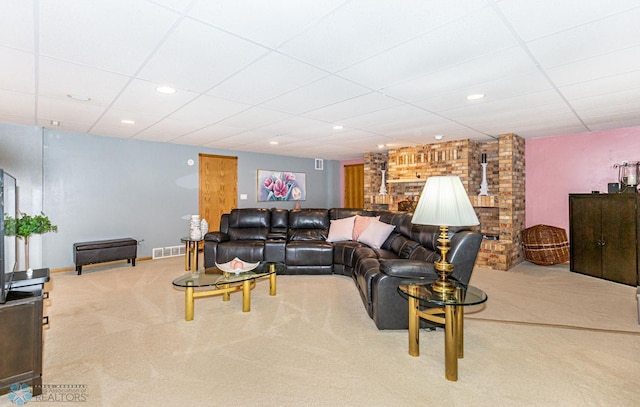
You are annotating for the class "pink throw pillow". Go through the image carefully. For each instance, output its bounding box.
[326,216,356,242]
[357,219,396,249]
[352,215,380,240]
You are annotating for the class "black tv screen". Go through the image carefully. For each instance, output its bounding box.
[1,169,17,303]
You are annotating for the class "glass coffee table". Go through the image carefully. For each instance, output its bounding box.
[398,279,487,381]
[172,262,284,321]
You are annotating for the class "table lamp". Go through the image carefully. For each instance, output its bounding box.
[411,176,479,294]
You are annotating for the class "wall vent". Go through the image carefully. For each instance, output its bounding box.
[152,245,185,259]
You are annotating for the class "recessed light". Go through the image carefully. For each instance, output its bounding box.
[465,93,485,100]
[156,86,177,94]
[269,141,279,145]
[377,144,385,149]
[434,134,444,140]
[332,125,343,130]
[67,94,91,101]
[50,120,60,126]
[120,119,135,125]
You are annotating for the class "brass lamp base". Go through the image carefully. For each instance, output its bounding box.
[432,225,455,294]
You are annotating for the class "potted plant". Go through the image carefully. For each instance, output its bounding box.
[3,212,57,271]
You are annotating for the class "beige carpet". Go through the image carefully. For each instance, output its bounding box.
[1,257,639,407]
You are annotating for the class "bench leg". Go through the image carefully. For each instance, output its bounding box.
[132,258,136,267]
[76,265,82,275]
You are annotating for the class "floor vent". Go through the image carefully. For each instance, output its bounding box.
[152,245,185,259]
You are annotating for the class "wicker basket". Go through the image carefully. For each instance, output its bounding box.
[521,224,570,266]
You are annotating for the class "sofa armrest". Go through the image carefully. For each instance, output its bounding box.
[379,259,437,279]
[204,231,229,243]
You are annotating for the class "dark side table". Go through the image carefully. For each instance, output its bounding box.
[398,280,487,381]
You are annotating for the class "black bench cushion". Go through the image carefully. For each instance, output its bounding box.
[74,238,137,251]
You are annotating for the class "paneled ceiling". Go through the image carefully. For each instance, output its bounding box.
[2,0,640,160]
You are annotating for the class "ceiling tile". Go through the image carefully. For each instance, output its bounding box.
[215,107,293,130]
[188,0,348,48]
[279,0,487,72]
[559,70,640,100]
[0,1,33,51]
[527,8,640,69]
[38,57,130,106]
[39,0,180,75]
[301,92,403,123]
[169,94,251,125]
[109,79,200,117]
[259,75,371,114]
[546,45,640,87]
[0,89,35,123]
[207,52,328,105]
[497,0,640,41]
[337,6,518,89]
[138,18,270,93]
[0,47,35,94]
[382,46,540,102]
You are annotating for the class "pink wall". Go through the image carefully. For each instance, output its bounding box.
[526,125,640,233]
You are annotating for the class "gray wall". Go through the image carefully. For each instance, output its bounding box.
[0,123,44,270]
[1,123,341,269]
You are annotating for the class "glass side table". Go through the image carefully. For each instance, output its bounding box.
[398,280,488,381]
[180,236,202,272]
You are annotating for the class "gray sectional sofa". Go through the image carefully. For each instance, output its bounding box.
[204,208,482,330]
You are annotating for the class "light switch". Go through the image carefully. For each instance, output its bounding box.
[240,194,248,200]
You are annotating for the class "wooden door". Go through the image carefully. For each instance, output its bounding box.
[199,154,238,231]
[344,164,364,208]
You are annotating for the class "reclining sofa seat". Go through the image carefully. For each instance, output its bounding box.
[203,208,271,264]
[203,207,482,330]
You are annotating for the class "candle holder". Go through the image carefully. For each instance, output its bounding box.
[479,154,489,196]
[379,169,388,196]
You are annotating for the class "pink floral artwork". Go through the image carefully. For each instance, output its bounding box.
[258,170,306,201]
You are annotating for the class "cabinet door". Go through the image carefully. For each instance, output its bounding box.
[569,195,603,279]
[601,195,637,285]
[0,297,43,394]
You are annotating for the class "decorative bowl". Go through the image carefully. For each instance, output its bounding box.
[215,257,260,274]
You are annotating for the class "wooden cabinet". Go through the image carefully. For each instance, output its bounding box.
[0,270,48,397]
[569,194,638,286]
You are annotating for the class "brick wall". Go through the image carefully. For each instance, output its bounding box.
[363,134,525,271]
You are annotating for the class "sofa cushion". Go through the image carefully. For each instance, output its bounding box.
[326,216,356,242]
[285,241,333,266]
[357,219,396,249]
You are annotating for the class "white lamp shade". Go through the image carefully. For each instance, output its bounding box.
[411,176,479,226]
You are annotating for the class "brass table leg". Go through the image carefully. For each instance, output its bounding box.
[221,283,230,302]
[193,242,198,272]
[269,271,277,296]
[444,304,457,381]
[408,285,420,357]
[184,242,190,271]
[242,280,251,312]
[185,285,194,321]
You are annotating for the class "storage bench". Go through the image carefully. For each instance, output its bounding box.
[73,238,137,275]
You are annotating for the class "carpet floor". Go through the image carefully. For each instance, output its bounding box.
[1,257,638,406]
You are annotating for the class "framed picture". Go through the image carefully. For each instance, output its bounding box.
[257,170,306,202]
